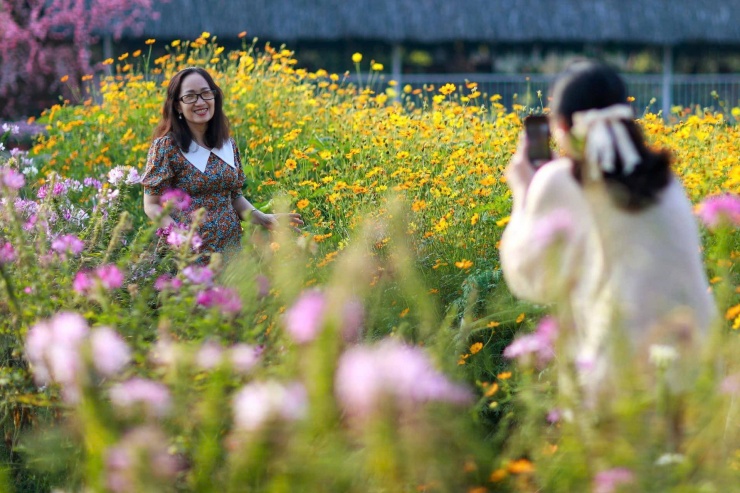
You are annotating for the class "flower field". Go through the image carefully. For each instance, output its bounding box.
[1,34,739,492]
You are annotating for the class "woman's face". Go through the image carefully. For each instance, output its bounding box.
[176,72,215,133]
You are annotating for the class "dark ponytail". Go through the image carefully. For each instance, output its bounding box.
[551,60,671,211]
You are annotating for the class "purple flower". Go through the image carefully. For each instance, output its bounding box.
[125,168,142,185]
[52,181,67,196]
[593,468,634,493]
[0,241,16,264]
[109,378,172,417]
[335,339,473,419]
[154,274,182,292]
[232,380,307,432]
[73,270,93,294]
[503,316,558,366]
[696,194,740,229]
[182,265,213,285]
[84,177,102,190]
[51,234,85,256]
[95,264,124,290]
[161,189,191,211]
[108,167,126,185]
[1,167,25,190]
[284,290,326,344]
[196,286,242,314]
[164,225,201,251]
[90,327,131,377]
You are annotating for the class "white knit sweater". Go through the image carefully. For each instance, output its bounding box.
[500,158,717,389]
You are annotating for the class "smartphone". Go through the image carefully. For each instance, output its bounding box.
[524,115,552,167]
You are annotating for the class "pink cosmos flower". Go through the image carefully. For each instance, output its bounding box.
[109,378,172,417]
[196,286,242,314]
[125,168,141,185]
[0,241,16,264]
[51,234,85,256]
[503,316,558,366]
[593,467,634,493]
[95,264,124,290]
[1,167,25,190]
[161,189,191,211]
[335,339,473,419]
[154,274,183,292]
[232,380,307,432]
[696,194,740,229]
[90,327,131,377]
[284,290,327,344]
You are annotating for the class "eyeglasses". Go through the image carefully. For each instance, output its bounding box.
[179,89,217,104]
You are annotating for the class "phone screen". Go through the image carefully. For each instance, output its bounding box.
[524,115,552,167]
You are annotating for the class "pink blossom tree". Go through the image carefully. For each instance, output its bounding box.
[0,0,158,119]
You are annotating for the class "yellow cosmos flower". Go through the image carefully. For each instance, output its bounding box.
[296,199,309,209]
[200,31,210,39]
[497,372,512,380]
[470,342,483,354]
[171,40,181,47]
[371,62,383,71]
[507,459,535,474]
[60,75,69,83]
[439,83,456,95]
[455,259,473,269]
[352,53,362,63]
[516,313,525,323]
[726,304,740,320]
[145,38,156,45]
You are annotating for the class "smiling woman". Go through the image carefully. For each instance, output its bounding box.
[141,67,303,261]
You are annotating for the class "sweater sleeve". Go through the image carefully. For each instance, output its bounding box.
[499,160,591,304]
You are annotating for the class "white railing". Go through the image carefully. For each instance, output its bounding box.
[364,73,740,116]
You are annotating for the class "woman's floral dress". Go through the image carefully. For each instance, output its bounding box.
[141,134,246,255]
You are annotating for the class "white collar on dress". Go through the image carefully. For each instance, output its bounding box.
[181,140,235,172]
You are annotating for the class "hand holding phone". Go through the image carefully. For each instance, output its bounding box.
[524,115,552,168]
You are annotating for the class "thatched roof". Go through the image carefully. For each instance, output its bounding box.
[136,0,740,45]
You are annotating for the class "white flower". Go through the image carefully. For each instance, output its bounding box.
[649,344,679,368]
[655,453,685,466]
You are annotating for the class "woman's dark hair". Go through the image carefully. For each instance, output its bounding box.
[153,67,230,150]
[550,60,671,211]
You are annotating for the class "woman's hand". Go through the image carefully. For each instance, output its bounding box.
[251,210,304,232]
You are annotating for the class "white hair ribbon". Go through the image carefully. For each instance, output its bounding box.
[571,104,641,181]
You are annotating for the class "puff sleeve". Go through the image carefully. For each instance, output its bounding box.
[141,136,175,196]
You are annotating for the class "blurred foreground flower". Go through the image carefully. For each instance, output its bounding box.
[0,241,16,264]
[25,312,89,389]
[109,378,172,417]
[593,467,634,493]
[284,290,326,343]
[90,327,131,377]
[335,339,473,420]
[1,166,25,190]
[161,188,191,211]
[196,286,242,314]
[503,316,558,366]
[105,426,181,493]
[696,193,740,229]
[232,380,307,432]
